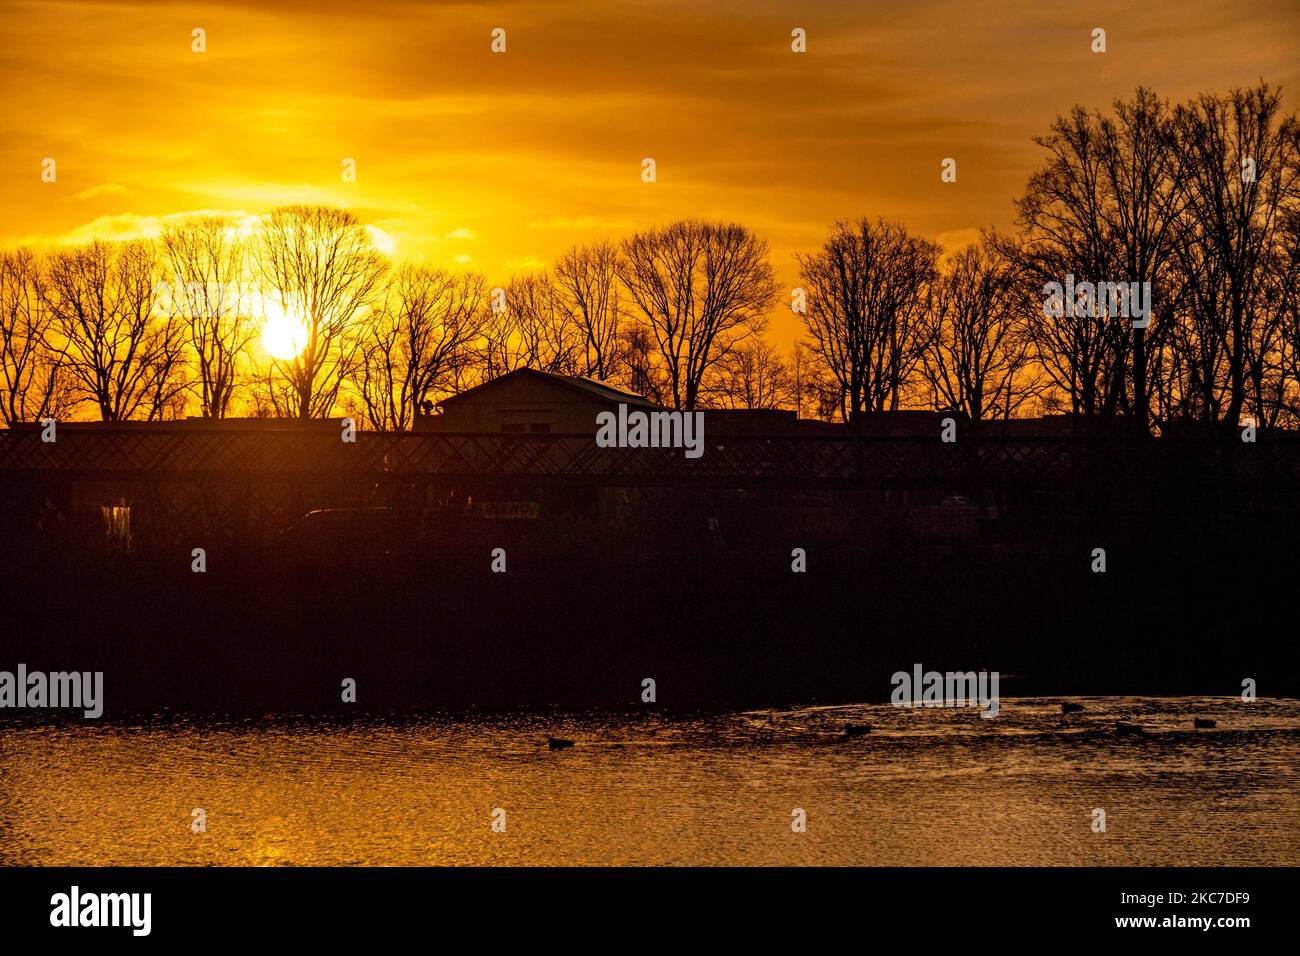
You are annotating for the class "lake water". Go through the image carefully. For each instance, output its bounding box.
[1,696,1296,866]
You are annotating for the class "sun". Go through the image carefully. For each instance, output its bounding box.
[260,299,308,361]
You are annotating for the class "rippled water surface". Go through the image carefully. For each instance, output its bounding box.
[2,696,1296,865]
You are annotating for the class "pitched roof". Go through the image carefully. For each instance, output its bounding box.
[438,368,661,409]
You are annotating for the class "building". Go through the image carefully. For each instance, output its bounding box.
[417,368,661,434]
[417,368,845,436]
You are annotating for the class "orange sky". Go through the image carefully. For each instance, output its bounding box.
[2,0,1297,345]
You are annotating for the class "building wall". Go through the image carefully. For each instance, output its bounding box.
[434,376,617,434]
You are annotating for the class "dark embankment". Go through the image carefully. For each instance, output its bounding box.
[1,494,1296,715]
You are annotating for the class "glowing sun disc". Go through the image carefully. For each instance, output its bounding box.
[261,307,308,361]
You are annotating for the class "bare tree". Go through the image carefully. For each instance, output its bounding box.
[614,321,668,405]
[482,272,583,379]
[0,248,71,423]
[619,220,776,410]
[795,218,939,424]
[1242,234,1295,427]
[790,341,840,421]
[1274,212,1300,425]
[40,239,187,421]
[159,217,256,418]
[1014,89,1188,431]
[1171,83,1300,432]
[259,206,388,418]
[921,236,1038,421]
[553,240,624,381]
[358,264,489,430]
[703,338,796,410]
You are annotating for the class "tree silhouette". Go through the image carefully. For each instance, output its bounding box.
[920,234,1039,422]
[796,218,939,424]
[619,220,776,411]
[40,239,187,421]
[358,264,489,430]
[0,248,69,424]
[159,217,257,418]
[1171,83,1300,432]
[553,240,625,381]
[258,206,388,418]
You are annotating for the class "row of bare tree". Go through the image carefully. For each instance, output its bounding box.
[2,83,1296,432]
[0,212,783,427]
[799,84,1300,432]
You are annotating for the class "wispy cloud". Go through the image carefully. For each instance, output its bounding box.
[1,0,1294,347]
